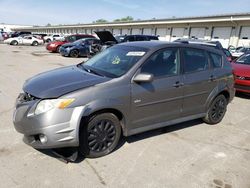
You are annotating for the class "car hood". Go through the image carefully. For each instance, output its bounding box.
[95,31,118,43]
[232,63,250,77]
[49,41,67,45]
[23,65,111,98]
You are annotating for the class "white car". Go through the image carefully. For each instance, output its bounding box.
[44,34,64,43]
[4,35,44,46]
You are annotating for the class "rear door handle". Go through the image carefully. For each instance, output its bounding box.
[173,81,184,88]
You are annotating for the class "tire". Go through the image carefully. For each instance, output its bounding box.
[11,40,18,45]
[46,39,51,43]
[203,95,228,124]
[56,46,61,53]
[69,49,79,58]
[32,41,38,46]
[79,113,121,158]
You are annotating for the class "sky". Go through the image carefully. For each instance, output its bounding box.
[0,0,249,26]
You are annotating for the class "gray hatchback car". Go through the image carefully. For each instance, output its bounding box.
[13,41,235,158]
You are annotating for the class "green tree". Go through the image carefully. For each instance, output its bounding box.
[93,19,108,23]
[113,16,134,22]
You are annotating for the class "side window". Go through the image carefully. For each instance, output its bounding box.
[209,53,222,68]
[124,36,135,42]
[183,48,208,73]
[141,48,179,77]
[135,36,146,41]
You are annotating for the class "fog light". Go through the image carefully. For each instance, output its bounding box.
[39,134,47,144]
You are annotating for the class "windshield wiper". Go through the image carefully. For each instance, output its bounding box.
[80,64,104,77]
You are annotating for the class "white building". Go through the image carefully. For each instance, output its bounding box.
[14,13,250,48]
[0,24,31,32]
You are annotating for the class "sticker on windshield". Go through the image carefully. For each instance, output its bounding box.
[126,51,145,56]
[112,56,121,64]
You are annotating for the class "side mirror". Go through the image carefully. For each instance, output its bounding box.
[133,73,153,83]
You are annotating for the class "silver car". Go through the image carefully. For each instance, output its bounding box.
[13,41,235,158]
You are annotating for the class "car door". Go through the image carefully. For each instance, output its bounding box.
[22,36,32,45]
[130,48,183,130]
[181,47,217,117]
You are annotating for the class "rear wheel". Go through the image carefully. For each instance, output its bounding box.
[32,41,38,46]
[69,49,79,58]
[46,39,51,43]
[11,40,18,45]
[203,95,227,124]
[79,113,121,158]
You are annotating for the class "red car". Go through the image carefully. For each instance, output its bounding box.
[46,34,95,52]
[232,53,250,93]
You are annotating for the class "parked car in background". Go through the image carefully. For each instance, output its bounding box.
[115,35,159,42]
[59,38,102,57]
[44,34,64,43]
[13,41,234,158]
[0,32,9,40]
[231,47,250,59]
[95,31,159,52]
[35,34,47,42]
[232,53,250,93]
[10,31,32,38]
[46,34,95,52]
[223,48,233,62]
[4,35,44,46]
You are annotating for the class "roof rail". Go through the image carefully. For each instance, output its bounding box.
[173,38,223,49]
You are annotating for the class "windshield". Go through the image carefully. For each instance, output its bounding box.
[73,39,85,44]
[236,54,250,65]
[80,46,147,77]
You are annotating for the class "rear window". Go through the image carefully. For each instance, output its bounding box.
[209,53,222,68]
[183,48,208,73]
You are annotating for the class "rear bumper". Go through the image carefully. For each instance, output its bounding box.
[13,99,85,149]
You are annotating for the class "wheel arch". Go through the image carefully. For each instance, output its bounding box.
[79,107,127,138]
[205,86,231,111]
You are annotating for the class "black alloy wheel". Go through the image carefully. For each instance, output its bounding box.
[69,50,79,58]
[80,113,121,158]
[88,119,116,152]
[203,95,227,124]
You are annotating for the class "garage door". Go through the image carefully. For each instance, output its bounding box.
[171,28,185,41]
[156,28,167,41]
[131,28,141,35]
[122,28,130,35]
[113,29,121,36]
[190,28,206,39]
[238,26,250,47]
[143,28,152,35]
[212,27,232,48]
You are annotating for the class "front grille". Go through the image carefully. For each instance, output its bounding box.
[235,84,250,91]
[17,93,38,103]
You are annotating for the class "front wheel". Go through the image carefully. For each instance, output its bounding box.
[203,95,227,124]
[69,49,79,58]
[79,113,121,158]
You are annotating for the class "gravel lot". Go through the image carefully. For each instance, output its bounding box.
[0,44,250,188]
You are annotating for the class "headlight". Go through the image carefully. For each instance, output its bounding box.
[34,98,75,115]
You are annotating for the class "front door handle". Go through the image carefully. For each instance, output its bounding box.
[209,75,216,81]
[173,81,184,88]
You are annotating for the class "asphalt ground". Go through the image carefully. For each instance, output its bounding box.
[0,44,250,188]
